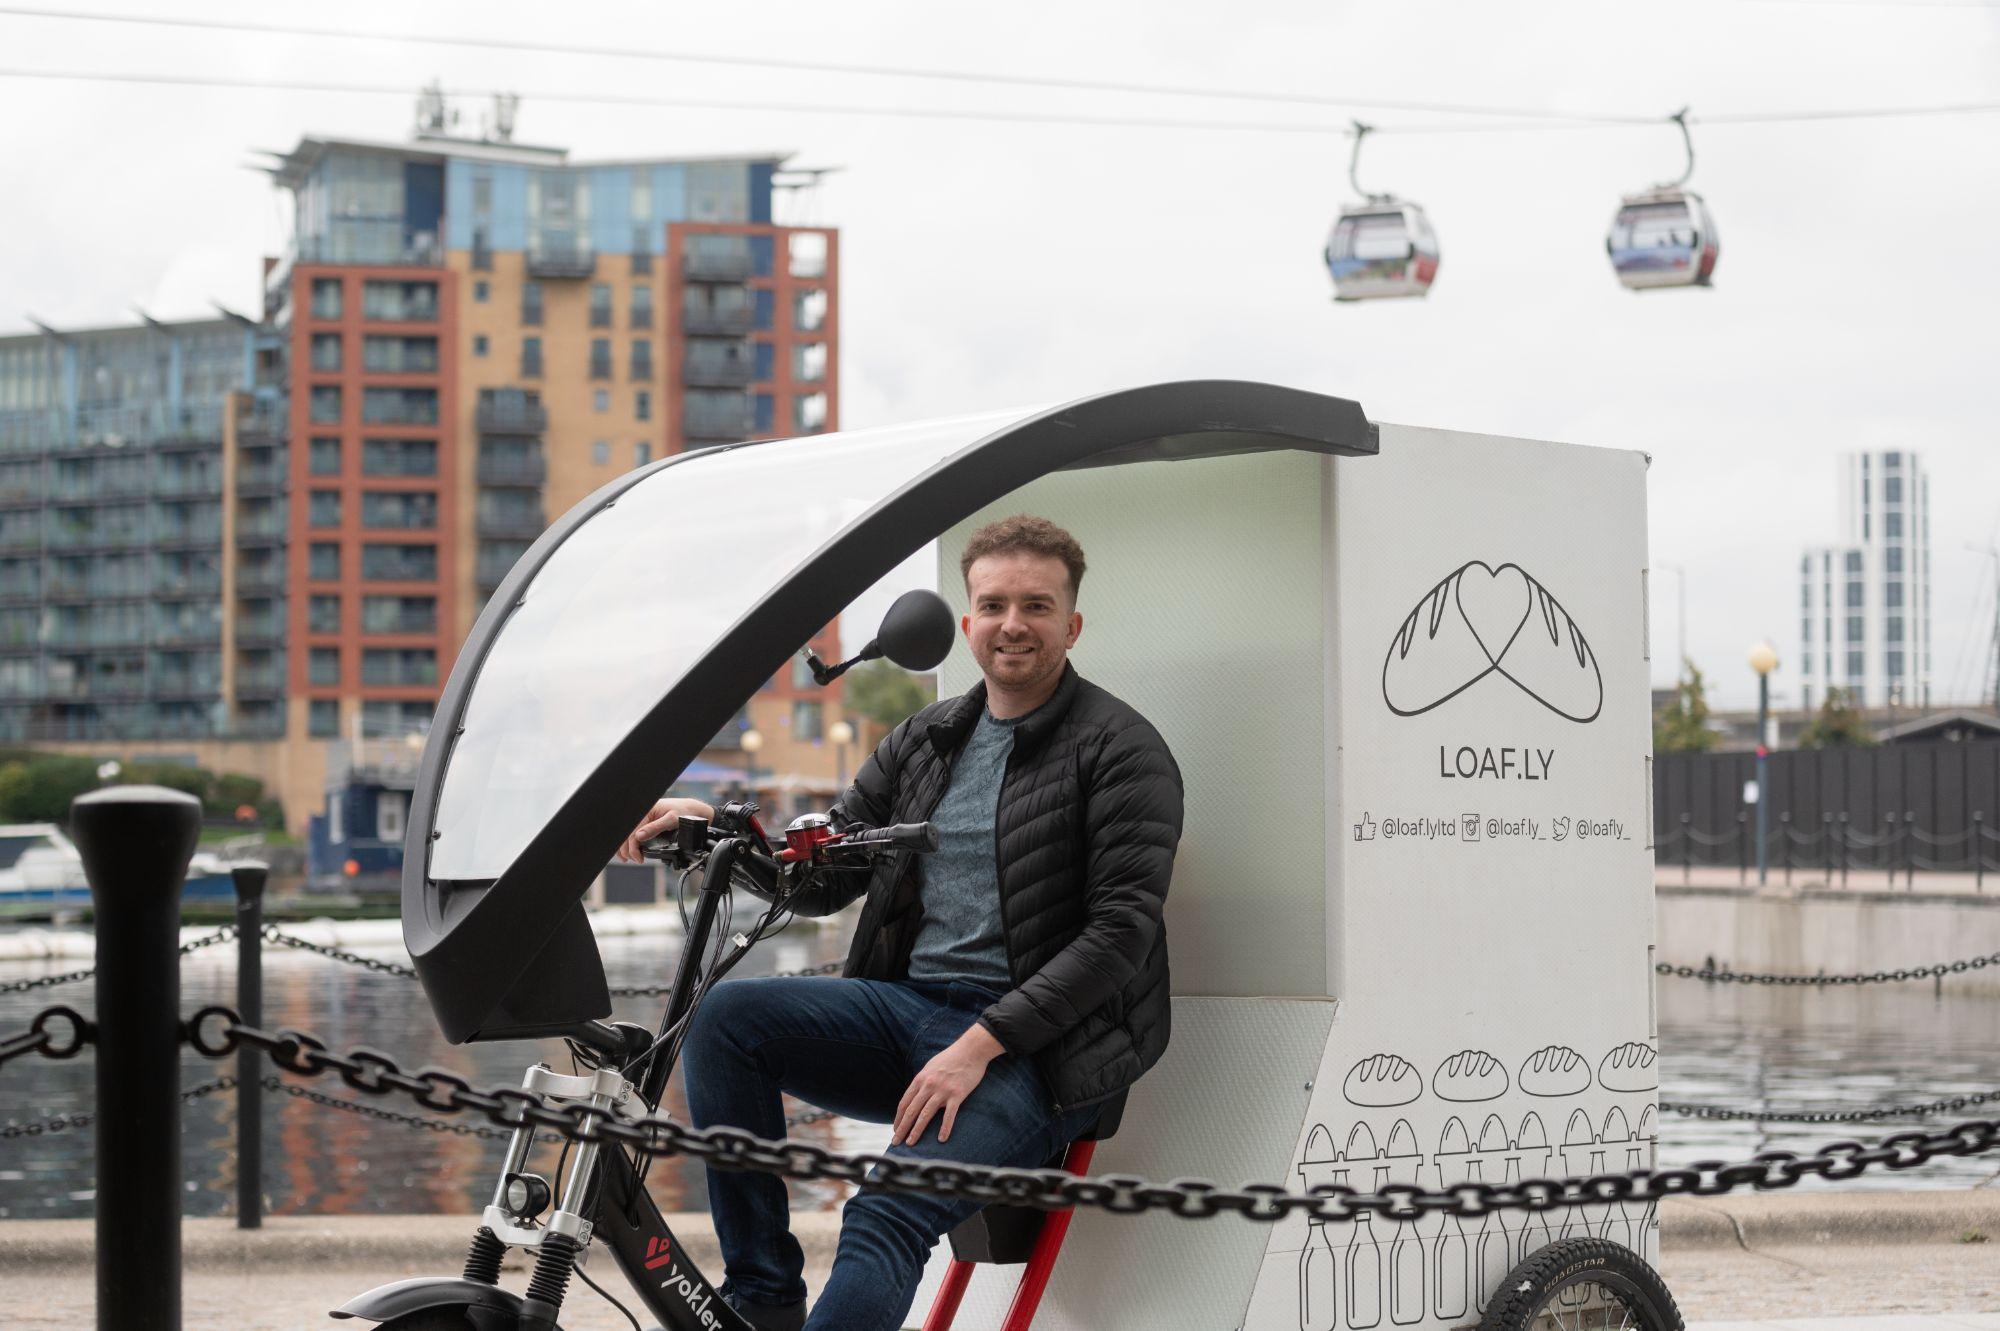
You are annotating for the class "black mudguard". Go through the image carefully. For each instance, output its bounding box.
[330,1275,531,1329]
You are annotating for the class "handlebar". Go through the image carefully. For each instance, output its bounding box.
[840,822,940,853]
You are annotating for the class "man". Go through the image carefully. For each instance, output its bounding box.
[618,514,1183,1331]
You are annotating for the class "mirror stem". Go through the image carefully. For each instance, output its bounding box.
[803,641,881,687]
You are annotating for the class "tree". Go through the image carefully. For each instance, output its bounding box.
[1653,660,1718,753]
[1798,686,1878,748]
[843,660,936,731]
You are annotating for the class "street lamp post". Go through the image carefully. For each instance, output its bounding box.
[739,727,764,808]
[1748,641,1780,886]
[828,719,855,792]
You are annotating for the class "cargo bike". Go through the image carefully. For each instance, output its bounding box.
[333,382,1681,1330]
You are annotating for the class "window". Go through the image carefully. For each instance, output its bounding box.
[309,542,340,580]
[1846,616,1864,643]
[362,280,438,322]
[362,699,435,737]
[474,280,490,303]
[630,338,652,379]
[791,700,824,742]
[633,441,651,467]
[593,388,610,412]
[1845,551,1863,574]
[1887,617,1904,643]
[377,792,408,842]
[521,336,543,378]
[309,699,339,738]
[631,284,653,327]
[361,387,438,426]
[1886,583,1904,608]
[362,647,438,686]
[362,594,437,634]
[1845,580,1863,608]
[308,595,341,634]
[309,490,342,527]
[1800,618,1812,643]
[631,242,653,275]
[1887,650,1905,678]
[362,491,438,529]
[361,543,438,581]
[789,232,828,278]
[310,333,342,372]
[590,283,613,328]
[362,438,438,477]
[793,343,827,383]
[522,282,544,326]
[793,288,827,332]
[1802,652,1812,674]
[309,437,342,476]
[473,334,489,358]
[309,646,340,686]
[1886,476,1903,503]
[363,334,440,374]
[1847,650,1864,678]
[1886,511,1902,538]
[790,655,816,688]
[473,173,492,213]
[310,278,343,320]
[592,440,610,466]
[793,392,828,433]
[1887,547,1903,573]
[309,385,342,424]
[635,389,651,421]
[590,339,612,379]
[1884,450,1901,469]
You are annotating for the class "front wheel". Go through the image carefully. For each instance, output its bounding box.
[1479,1237,1683,1331]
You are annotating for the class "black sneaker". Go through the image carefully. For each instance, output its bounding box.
[724,1295,807,1331]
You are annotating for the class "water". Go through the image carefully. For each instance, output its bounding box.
[2,924,1997,1219]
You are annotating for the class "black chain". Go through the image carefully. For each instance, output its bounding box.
[0,926,236,996]
[611,960,845,997]
[262,1075,514,1139]
[2,1074,237,1139]
[1664,1087,2000,1124]
[1654,951,2000,986]
[163,1006,2000,1223]
[259,926,419,978]
[0,1005,91,1068]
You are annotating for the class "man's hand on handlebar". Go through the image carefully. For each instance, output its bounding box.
[617,797,716,864]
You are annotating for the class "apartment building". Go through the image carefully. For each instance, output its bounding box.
[1799,448,1933,709]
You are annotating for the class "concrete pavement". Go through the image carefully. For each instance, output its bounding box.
[6,1191,2000,1328]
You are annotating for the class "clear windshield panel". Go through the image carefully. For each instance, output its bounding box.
[428,408,1028,881]
[1610,201,1695,252]
[1341,213,1414,262]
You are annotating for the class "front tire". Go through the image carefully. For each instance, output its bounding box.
[1479,1237,1683,1331]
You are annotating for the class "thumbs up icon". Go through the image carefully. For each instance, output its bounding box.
[1354,812,1377,841]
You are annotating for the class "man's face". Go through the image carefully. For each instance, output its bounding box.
[963,552,1082,697]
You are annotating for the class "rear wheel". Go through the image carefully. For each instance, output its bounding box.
[1479,1237,1683,1331]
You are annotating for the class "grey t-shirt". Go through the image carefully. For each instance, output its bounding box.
[905,708,1018,990]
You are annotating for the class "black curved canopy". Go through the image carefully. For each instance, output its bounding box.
[405,380,1376,1043]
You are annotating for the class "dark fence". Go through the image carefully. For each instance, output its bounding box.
[1655,739,2000,877]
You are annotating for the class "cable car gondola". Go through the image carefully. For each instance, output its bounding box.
[1607,111,1719,291]
[1325,122,1440,302]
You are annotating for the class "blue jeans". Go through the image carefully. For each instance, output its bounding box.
[681,975,1099,1331]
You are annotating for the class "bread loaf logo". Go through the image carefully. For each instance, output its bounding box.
[1383,561,1603,723]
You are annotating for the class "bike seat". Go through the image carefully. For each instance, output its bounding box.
[943,1090,1125,1265]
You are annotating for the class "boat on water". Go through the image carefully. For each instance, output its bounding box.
[0,822,237,919]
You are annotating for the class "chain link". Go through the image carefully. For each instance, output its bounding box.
[0,926,236,997]
[1654,951,2000,986]
[258,926,419,978]
[2,1074,237,1140]
[159,1006,2000,1224]
[1664,1087,2000,1124]
[261,1075,514,1139]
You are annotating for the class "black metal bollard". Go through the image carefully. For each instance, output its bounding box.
[1780,812,1792,887]
[1904,810,1916,892]
[1977,812,1986,894]
[1839,813,1850,889]
[1737,811,1749,886]
[72,785,202,1331]
[232,862,269,1230]
[1681,813,1693,885]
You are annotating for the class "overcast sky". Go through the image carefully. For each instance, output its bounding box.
[4,0,1998,709]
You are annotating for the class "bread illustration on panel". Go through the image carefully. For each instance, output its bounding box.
[1381,561,1603,723]
[1432,1049,1508,1102]
[1597,1041,1658,1092]
[1344,1053,1422,1107]
[1517,1044,1591,1097]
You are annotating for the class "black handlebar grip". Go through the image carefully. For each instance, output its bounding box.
[849,822,939,852]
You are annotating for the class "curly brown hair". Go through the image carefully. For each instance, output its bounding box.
[959,514,1087,605]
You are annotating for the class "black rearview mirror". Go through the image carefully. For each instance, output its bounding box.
[870,589,956,672]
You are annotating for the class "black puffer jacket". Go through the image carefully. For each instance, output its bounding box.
[790,663,1183,1110]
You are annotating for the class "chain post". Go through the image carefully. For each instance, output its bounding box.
[1681,812,1692,885]
[1839,813,1850,889]
[1780,811,1792,886]
[1906,809,1916,891]
[72,785,202,1331]
[1977,812,1986,893]
[231,862,269,1230]
[1823,812,1834,883]
[1737,810,1749,886]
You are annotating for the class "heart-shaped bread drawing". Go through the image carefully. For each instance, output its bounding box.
[1432,1049,1508,1102]
[1382,561,1602,723]
[1596,1041,1659,1092]
[1517,1044,1591,1097]
[1343,1053,1422,1107]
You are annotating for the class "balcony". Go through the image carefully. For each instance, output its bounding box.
[235,565,283,594]
[50,575,148,600]
[0,581,40,603]
[237,465,286,496]
[683,251,756,282]
[526,244,596,279]
[475,549,522,591]
[681,307,755,336]
[153,473,224,500]
[362,610,438,635]
[152,623,223,648]
[234,613,283,647]
[234,665,284,696]
[237,404,287,441]
[50,473,150,502]
[476,394,548,435]
[149,672,223,700]
[476,510,545,541]
[361,657,439,687]
[154,571,223,597]
[149,524,225,551]
[236,515,286,545]
[476,456,547,487]
[683,401,755,442]
[683,359,755,388]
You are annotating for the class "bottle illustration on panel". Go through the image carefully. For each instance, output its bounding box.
[1515,1111,1557,1264]
[1298,1124,1341,1331]
[1383,1120,1425,1325]
[1556,1108,1600,1309]
[1431,1117,1472,1323]
[1472,1114,1514,1311]
[1600,1106,1638,1249]
[1345,1123,1384,1329]
[1635,1105,1660,1257]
